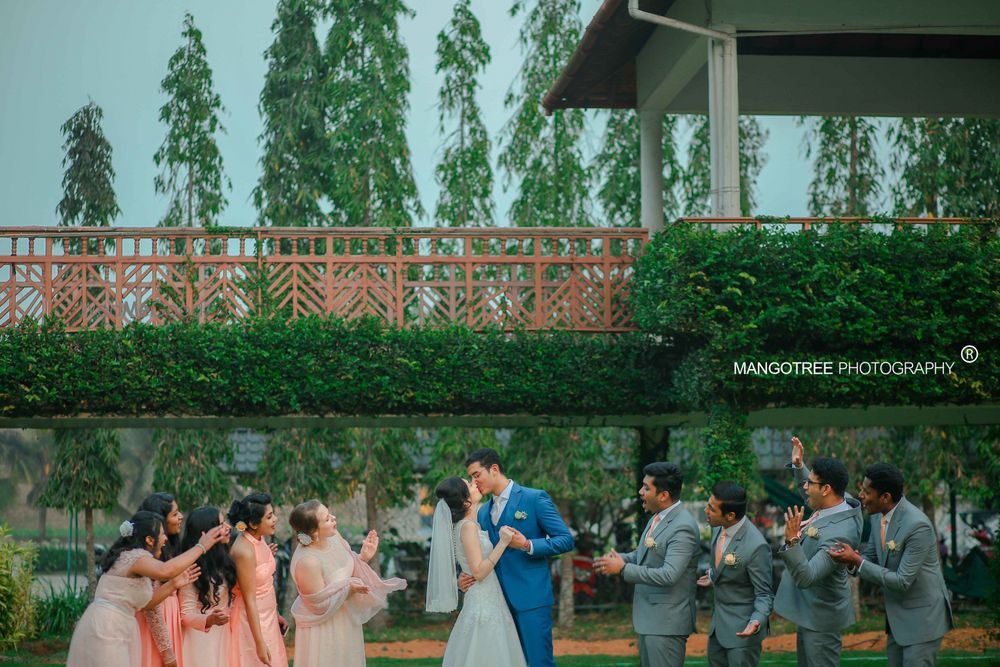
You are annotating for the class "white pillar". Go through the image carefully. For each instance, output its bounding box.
[639,109,664,232]
[707,31,740,217]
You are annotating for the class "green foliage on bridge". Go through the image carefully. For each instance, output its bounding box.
[0,317,680,419]
[631,220,999,412]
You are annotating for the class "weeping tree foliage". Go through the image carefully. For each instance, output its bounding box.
[683,115,768,216]
[39,429,122,600]
[889,117,1000,218]
[323,0,422,227]
[153,12,230,228]
[799,116,883,217]
[254,428,346,507]
[152,429,235,512]
[57,102,120,230]
[594,110,682,226]
[254,0,327,227]
[433,0,494,227]
[499,0,592,227]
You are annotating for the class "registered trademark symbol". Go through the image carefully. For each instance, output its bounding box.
[960,345,979,363]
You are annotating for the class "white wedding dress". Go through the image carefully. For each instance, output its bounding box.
[442,519,528,667]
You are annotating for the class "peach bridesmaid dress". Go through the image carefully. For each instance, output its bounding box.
[179,581,233,667]
[231,532,288,667]
[67,548,154,667]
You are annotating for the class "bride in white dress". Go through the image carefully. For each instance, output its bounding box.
[426,477,528,667]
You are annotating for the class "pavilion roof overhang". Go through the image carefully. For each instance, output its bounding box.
[543,0,1000,116]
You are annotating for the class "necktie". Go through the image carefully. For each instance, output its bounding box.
[715,529,728,567]
[880,516,888,549]
[646,513,662,541]
[491,496,504,525]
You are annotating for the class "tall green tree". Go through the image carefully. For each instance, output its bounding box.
[799,116,883,216]
[254,0,327,227]
[255,429,345,507]
[499,0,592,227]
[152,429,235,512]
[154,12,230,228]
[57,101,119,255]
[323,0,423,227]
[433,0,494,227]
[683,115,768,216]
[889,117,1000,218]
[39,429,122,600]
[594,110,682,226]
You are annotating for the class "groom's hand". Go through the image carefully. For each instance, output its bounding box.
[458,573,476,592]
[507,528,530,551]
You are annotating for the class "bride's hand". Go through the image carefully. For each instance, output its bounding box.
[499,526,515,545]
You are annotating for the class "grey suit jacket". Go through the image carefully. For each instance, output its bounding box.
[774,463,863,633]
[857,497,953,646]
[708,519,774,649]
[620,503,700,636]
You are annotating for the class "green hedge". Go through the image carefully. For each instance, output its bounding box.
[0,318,681,418]
[631,221,999,411]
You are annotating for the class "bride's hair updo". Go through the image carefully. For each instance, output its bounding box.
[435,477,470,524]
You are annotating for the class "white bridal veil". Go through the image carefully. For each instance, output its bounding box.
[425,499,459,613]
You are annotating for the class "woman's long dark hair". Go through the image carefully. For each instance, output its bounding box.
[139,492,180,560]
[227,491,272,531]
[435,477,471,524]
[181,506,236,612]
[101,511,163,572]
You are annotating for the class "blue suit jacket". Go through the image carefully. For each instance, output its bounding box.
[478,483,574,612]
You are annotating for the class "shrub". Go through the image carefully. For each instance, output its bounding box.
[0,525,36,650]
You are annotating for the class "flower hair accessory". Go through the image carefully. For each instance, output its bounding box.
[297,533,313,546]
[235,521,247,533]
[119,520,134,538]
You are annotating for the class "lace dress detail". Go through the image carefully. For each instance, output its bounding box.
[67,548,155,667]
[442,520,527,667]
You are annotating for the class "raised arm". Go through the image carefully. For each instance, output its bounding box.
[130,524,227,581]
[461,521,514,581]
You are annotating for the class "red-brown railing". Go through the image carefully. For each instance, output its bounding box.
[0,227,648,332]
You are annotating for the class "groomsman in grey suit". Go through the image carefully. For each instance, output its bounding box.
[698,480,774,667]
[829,463,953,667]
[774,437,863,667]
[594,462,699,667]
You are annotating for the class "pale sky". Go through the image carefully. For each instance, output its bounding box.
[0,0,815,229]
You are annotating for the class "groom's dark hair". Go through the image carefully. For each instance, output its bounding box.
[465,448,504,474]
[644,462,683,500]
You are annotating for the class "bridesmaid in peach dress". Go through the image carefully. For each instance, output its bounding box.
[67,511,227,667]
[178,507,237,667]
[228,492,289,667]
[136,492,186,667]
[288,500,406,667]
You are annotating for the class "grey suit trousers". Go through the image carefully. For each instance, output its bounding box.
[708,633,762,667]
[795,627,841,667]
[639,634,687,667]
[887,633,942,667]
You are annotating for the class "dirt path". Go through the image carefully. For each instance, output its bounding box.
[364,628,999,659]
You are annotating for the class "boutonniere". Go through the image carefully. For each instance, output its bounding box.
[805,526,820,539]
[644,536,657,549]
[886,540,898,552]
[514,510,527,521]
[724,552,739,566]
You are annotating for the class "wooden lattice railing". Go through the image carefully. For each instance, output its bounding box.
[0,227,648,332]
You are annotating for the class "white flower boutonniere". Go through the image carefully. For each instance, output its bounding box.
[644,536,657,549]
[805,526,820,539]
[886,540,898,552]
[514,510,527,521]
[724,553,738,566]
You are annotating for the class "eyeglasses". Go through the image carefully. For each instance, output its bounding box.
[802,479,827,488]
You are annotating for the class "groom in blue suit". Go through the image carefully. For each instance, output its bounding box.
[460,448,575,667]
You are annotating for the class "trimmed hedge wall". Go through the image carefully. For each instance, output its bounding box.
[0,318,681,418]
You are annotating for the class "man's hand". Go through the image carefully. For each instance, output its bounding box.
[791,436,804,467]
[359,530,379,562]
[784,506,805,543]
[696,572,712,587]
[594,550,625,576]
[458,572,476,593]
[507,527,530,551]
[735,620,761,637]
[828,542,863,569]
